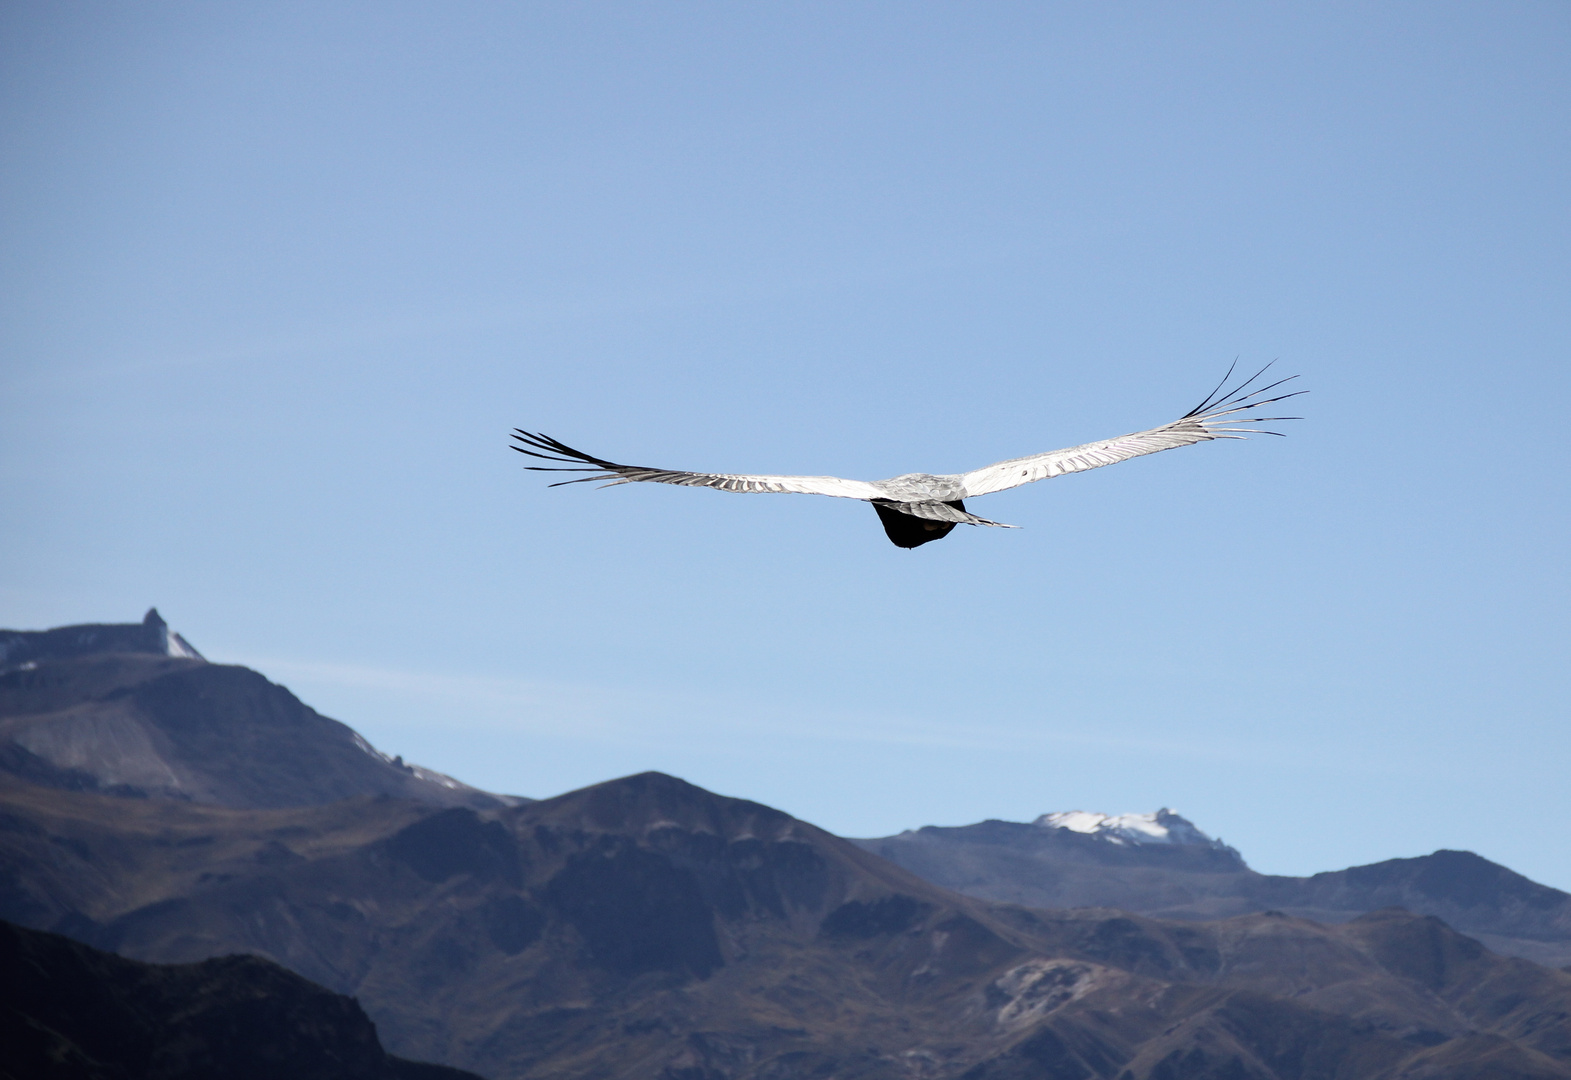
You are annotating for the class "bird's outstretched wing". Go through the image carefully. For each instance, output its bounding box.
[959,365,1305,499]
[510,431,886,500]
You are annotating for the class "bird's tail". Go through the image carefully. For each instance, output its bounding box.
[880,500,1019,527]
[872,499,1017,549]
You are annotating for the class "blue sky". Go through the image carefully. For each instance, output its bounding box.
[3,3,1568,888]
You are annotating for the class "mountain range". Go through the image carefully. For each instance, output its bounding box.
[3,611,1570,1079]
[855,812,1571,970]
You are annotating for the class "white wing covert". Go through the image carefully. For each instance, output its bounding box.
[960,368,1303,499]
[510,431,886,501]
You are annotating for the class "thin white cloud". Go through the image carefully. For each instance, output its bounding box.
[234,654,1343,769]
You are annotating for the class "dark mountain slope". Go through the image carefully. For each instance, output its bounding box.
[0,780,435,950]
[0,630,511,809]
[4,773,1571,1079]
[0,918,482,1080]
[858,819,1571,968]
[1289,850,1571,947]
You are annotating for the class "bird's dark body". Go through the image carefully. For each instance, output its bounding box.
[874,501,966,548]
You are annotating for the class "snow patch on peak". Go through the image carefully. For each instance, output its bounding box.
[144,609,205,660]
[166,632,204,660]
[352,731,396,763]
[407,764,465,791]
[1033,808,1230,850]
[347,732,494,797]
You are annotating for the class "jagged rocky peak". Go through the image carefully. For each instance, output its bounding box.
[141,608,205,659]
[0,607,204,672]
[1033,807,1234,850]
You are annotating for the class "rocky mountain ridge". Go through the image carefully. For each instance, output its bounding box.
[0,608,204,670]
[0,612,517,811]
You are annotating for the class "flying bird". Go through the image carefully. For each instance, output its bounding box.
[512,365,1303,548]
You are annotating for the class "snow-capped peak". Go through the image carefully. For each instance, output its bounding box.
[1032,808,1230,850]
